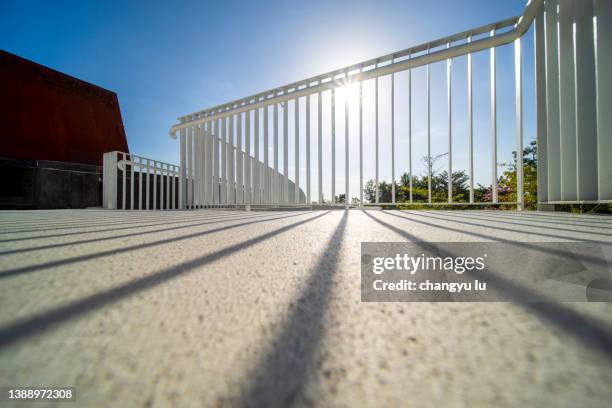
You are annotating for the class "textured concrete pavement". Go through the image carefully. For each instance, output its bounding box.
[1,209,612,407]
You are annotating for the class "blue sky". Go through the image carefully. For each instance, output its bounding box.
[0,0,535,201]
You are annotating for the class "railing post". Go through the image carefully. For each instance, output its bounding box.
[102,151,118,209]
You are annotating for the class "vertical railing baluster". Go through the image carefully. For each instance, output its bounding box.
[468,36,474,204]
[427,48,432,204]
[515,36,524,211]
[391,66,396,205]
[359,68,364,206]
[274,101,279,205]
[166,162,170,209]
[193,125,199,207]
[574,0,598,201]
[187,127,193,208]
[229,115,235,204]
[534,3,548,205]
[375,72,379,204]
[306,94,311,205]
[264,106,269,204]
[237,112,243,204]
[138,156,143,210]
[318,91,323,204]
[199,124,205,207]
[447,42,452,203]
[221,116,227,204]
[345,83,349,209]
[213,119,219,205]
[283,100,289,204]
[246,109,251,204]
[544,0,560,202]
[122,152,126,210]
[254,107,260,204]
[130,154,134,210]
[202,122,208,205]
[146,158,151,210]
[153,160,157,210]
[558,0,577,201]
[160,163,164,210]
[595,0,612,200]
[178,128,187,209]
[331,88,336,204]
[295,97,300,204]
[172,164,176,209]
[490,30,498,203]
[408,53,413,204]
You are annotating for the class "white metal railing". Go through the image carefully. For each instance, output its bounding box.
[102,149,304,210]
[103,151,179,210]
[168,0,610,210]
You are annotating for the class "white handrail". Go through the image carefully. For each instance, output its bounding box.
[169,0,541,136]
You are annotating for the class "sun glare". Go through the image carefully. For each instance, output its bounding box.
[336,81,360,104]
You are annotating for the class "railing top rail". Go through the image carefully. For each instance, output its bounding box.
[112,151,178,168]
[170,0,540,137]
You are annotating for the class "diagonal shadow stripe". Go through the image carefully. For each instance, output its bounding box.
[406,210,612,241]
[241,211,348,408]
[0,212,270,244]
[476,211,612,227]
[0,211,331,349]
[0,212,310,280]
[383,211,611,267]
[0,212,279,256]
[427,211,612,237]
[0,211,242,235]
[365,210,612,359]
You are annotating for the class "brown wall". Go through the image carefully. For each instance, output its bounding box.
[0,49,128,166]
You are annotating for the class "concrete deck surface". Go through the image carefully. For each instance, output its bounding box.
[0,209,611,407]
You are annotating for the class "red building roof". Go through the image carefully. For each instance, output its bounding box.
[0,49,129,166]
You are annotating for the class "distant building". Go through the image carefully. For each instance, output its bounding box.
[0,49,129,208]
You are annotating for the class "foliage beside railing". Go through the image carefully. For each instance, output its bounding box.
[363,140,539,210]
